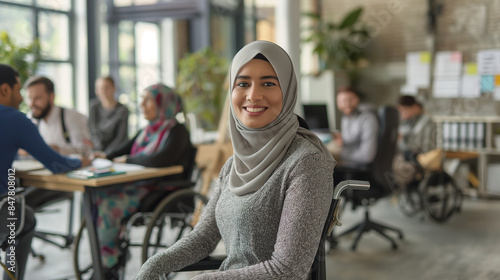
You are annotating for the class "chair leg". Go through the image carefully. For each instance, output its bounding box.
[31,194,76,256]
[336,208,403,250]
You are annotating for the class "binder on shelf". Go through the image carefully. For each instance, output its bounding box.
[442,122,451,150]
[476,122,485,148]
[450,122,459,150]
[468,122,476,149]
[459,122,468,150]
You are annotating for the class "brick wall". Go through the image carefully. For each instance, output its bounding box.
[320,0,500,108]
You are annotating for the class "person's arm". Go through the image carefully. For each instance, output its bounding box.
[416,116,436,153]
[103,106,129,154]
[134,162,227,280]
[15,115,81,173]
[126,124,190,167]
[341,112,379,165]
[192,153,333,280]
[106,133,137,160]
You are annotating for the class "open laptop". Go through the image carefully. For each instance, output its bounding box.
[302,104,331,142]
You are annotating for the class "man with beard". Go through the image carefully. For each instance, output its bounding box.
[330,86,379,168]
[25,76,92,155]
[22,76,92,217]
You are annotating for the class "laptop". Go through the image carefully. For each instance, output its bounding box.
[302,104,331,142]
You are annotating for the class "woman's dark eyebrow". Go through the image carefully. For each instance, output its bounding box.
[235,75,278,80]
[260,75,278,80]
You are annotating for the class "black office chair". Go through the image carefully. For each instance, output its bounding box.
[169,180,370,280]
[335,106,404,250]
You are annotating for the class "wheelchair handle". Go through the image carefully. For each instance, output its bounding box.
[333,180,370,200]
[328,180,370,235]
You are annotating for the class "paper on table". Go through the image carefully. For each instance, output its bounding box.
[12,159,45,172]
[92,158,113,169]
[113,163,146,172]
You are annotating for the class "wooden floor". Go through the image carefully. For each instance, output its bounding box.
[24,194,500,280]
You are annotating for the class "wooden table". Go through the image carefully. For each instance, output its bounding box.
[15,162,183,280]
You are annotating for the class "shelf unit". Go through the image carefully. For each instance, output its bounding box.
[434,115,500,197]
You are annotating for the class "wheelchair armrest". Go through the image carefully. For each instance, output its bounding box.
[176,255,226,272]
[327,180,370,235]
[156,180,195,189]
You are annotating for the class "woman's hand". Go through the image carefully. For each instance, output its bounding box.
[79,156,93,167]
[93,151,107,159]
[113,155,128,163]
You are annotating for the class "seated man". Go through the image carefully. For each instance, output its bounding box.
[22,76,92,210]
[330,86,379,168]
[393,95,435,187]
[0,64,90,280]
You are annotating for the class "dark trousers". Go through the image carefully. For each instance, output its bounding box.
[4,206,36,280]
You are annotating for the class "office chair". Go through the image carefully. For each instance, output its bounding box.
[335,106,404,250]
[169,180,370,280]
[25,189,76,260]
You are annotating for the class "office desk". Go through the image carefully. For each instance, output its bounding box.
[16,164,183,280]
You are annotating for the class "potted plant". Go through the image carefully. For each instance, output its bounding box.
[0,31,41,112]
[303,7,371,85]
[0,31,41,83]
[176,47,228,131]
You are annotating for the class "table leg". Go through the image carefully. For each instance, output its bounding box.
[83,186,104,280]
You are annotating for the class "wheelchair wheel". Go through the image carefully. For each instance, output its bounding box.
[73,220,93,280]
[2,257,18,280]
[73,220,126,280]
[141,189,208,264]
[398,182,422,217]
[420,172,461,223]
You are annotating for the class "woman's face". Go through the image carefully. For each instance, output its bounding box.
[140,90,158,121]
[232,59,283,129]
[95,78,116,102]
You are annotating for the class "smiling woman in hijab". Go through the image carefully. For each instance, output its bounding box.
[93,83,192,278]
[135,41,336,280]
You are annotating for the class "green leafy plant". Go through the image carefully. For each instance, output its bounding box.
[176,47,228,131]
[0,31,41,83]
[304,7,370,81]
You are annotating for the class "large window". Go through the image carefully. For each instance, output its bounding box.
[101,20,161,135]
[0,0,75,108]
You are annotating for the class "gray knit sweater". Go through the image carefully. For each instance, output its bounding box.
[135,135,334,279]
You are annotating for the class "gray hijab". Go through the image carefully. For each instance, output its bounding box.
[228,40,336,196]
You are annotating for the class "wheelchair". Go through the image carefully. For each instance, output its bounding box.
[73,147,209,280]
[168,180,370,280]
[398,164,463,223]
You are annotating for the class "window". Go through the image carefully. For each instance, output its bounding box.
[0,0,75,108]
[105,20,161,134]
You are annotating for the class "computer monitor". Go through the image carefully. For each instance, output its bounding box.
[302,104,330,133]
